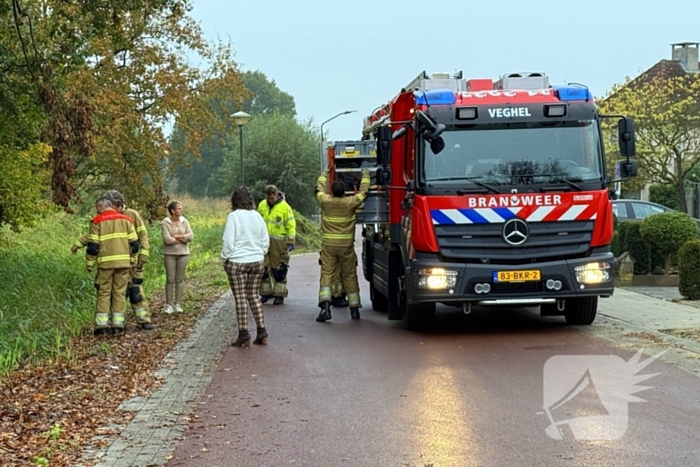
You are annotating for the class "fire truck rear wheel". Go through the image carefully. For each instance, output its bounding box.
[564,296,598,325]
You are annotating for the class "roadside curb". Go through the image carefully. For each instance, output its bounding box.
[80,290,234,467]
[596,312,700,356]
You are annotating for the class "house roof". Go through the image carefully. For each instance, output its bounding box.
[603,59,697,101]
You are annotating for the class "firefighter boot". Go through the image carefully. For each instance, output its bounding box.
[316,302,332,322]
[254,327,268,345]
[331,296,349,308]
[350,307,360,320]
[141,323,153,331]
[94,328,109,337]
[261,295,272,304]
[273,297,284,305]
[231,329,251,347]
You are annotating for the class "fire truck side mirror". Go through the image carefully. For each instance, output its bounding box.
[618,117,636,158]
[376,125,392,167]
[619,160,638,178]
[430,137,445,155]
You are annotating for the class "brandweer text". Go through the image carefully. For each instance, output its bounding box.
[467,195,562,208]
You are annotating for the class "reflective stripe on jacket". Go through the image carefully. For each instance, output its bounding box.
[86,209,139,269]
[257,198,297,245]
[316,169,370,247]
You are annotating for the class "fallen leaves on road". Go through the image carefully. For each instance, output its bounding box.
[0,285,224,467]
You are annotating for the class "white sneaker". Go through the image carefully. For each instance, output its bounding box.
[174,304,184,313]
[164,304,174,314]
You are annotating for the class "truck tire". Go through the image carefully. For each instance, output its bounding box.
[564,296,598,325]
[371,283,388,313]
[402,302,436,331]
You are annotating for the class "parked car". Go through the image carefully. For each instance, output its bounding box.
[612,199,671,222]
[613,199,700,226]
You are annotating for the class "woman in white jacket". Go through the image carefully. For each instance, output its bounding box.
[222,186,270,347]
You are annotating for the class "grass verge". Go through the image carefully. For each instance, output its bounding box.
[0,195,321,466]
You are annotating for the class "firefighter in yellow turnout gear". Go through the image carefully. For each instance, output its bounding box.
[72,191,153,330]
[104,190,152,330]
[87,197,140,336]
[258,186,296,305]
[315,167,370,322]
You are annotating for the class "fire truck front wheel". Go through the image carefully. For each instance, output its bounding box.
[564,296,598,325]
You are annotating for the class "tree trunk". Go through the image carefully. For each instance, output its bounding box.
[665,254,672,276]
[677,182,688,214]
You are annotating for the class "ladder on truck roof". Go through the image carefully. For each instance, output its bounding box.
[363,71,466,137]
[405,70,465,92]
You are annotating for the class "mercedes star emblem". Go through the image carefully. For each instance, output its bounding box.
[502,218,529,246]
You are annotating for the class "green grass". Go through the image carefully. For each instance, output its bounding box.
[0,194,321,376]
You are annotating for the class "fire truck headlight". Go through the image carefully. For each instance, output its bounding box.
[574,262,611,284]
[417,268,459,289]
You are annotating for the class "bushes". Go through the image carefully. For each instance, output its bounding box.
[294,211,321,251]
[617,222,652,274]
[640,211,698,274]
[679,240,700,300]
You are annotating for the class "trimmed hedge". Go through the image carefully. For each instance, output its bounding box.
[679,240,700,300]
[640,211,698,274]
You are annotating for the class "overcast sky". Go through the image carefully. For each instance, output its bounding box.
[191,0,699,142]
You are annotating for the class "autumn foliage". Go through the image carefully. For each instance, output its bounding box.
[1,0,251,227]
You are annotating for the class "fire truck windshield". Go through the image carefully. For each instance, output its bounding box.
[422,120,604,187]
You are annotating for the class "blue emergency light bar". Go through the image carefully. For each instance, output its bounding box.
[414,89,457,105]
[553,85,593,101]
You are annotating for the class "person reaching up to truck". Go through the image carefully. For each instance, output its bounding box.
[314,166,370,322]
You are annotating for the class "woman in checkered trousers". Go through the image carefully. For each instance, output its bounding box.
[222,186,270,347]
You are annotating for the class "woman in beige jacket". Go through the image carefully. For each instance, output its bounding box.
[161,200,194,314]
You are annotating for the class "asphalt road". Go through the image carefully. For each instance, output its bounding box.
[167,248,700,467]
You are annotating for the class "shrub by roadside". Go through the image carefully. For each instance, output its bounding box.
[616,222,652,274]
[640,211,698,275]
[679,240,700,300]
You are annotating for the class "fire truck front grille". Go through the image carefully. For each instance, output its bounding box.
[434,220,594,264]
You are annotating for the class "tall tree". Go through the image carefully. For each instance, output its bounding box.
[2,0,250,222]
[216,113,320,216]
[599,75,700,212]
[172,70,297,196]
[240,70,296,117]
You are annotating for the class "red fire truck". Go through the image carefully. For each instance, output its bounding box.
[327,71,638,330]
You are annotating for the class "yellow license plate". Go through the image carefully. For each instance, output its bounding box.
[493,270,541,283]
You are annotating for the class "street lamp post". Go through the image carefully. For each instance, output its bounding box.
[320,110,357,171]
[231,111,252,186]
